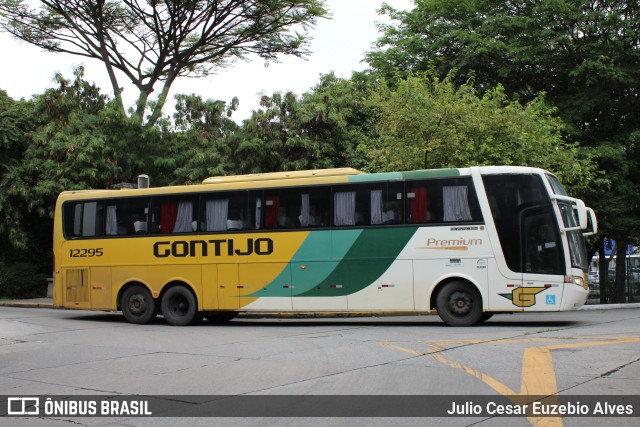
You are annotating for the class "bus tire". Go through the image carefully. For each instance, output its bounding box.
[478,313,494,323]
[205,311,237,323]
[436,281,483,326]
[121,285,157,324]
[161,286,197,326]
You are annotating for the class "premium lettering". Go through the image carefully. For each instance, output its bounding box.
[426,237,482,247]
[153,238,273,258]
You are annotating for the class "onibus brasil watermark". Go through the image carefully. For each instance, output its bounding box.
[6,397,151,416]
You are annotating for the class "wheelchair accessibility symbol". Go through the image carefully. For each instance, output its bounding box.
[546,295,556,305]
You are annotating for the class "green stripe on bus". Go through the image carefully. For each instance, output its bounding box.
[294,227,418,297]
[348,172,403,183]
[248,230,362,297]
[400,169,461,180]
[347,169,461,183]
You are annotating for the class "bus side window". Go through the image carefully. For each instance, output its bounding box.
[384,183,403,224]
[405,178,482,224]
[265,187,330,229]
[151,196,197,234]
[63,201,104,238]
[202,192,254,232]
[370,183,402,225]
[105,198,149,235]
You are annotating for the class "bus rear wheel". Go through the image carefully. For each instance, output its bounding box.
[161,286,198,326]
[121,285,157,324]
[436,281,483,326]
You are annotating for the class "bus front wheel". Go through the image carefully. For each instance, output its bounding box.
[161,286,198,326]
[436,281,483,327]
[121,285,157,324]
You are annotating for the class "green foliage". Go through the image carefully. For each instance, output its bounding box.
[369,1,640,128]
[0,261,48,299]
[0,67,135,250]
[0,91,35,249]
[0,0,329,127]
[0,89,33,163]
[239,72,376,172]
[366,73,599,194]
[4,69,119,207]
[162,94,240,184]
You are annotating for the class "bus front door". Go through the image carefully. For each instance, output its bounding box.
[521,207,565,311]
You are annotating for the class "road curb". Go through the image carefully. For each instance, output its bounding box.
[0,300,55,308]
[1,299,640,312]
[579,302,640,310]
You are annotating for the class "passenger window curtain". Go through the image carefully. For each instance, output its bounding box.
[255,198,262,229]
[299,194,310,226]
[160,203,177,233]
[73,204,82,236]
[82,202,98,236]
[443,186,472,221]
[334,191,356,226]
[370,190,383,225]
[206,199,229,231]
[410,187,427,223]
[265,196,280,228]
[173,202,193,232]
[106,205,118,235]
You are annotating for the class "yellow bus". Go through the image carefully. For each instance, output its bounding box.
[53,166,597,326]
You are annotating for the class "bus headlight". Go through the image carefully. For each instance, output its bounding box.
[566,275,587,289]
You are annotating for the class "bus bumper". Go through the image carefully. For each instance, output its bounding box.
[562,282,589,310]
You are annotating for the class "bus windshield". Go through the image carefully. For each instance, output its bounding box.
[546,173,568,196]
[558,202,588,271]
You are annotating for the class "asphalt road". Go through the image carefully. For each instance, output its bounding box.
[0,306,639,427]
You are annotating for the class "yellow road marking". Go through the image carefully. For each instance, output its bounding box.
[381,342,424,356]
[381,336,640,427]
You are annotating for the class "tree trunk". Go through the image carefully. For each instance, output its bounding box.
[598,242,608,304]
[614,239,628,303]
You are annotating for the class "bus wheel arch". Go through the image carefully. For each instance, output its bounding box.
[119,282,158,325]
[160,281,199,326]
[432,278,484,327]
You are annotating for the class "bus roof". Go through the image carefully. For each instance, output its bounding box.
[202,168,364,184]
[57,166,552,201]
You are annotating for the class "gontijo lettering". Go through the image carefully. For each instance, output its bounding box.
[153,238,273,258]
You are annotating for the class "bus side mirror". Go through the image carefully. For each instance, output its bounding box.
[575,199,588,230]
[583,207,598,236]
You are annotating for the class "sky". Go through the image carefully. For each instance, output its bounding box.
[0,0,413,122]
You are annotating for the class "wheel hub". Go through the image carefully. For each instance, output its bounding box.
[449,291,471,315]
[129,295,147,314]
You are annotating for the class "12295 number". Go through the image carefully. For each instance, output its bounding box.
[69,248,104,258]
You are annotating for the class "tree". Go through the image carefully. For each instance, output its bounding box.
[0,90,33,165]
[0,67,130,249]
[0,0,328,127]
[161,93,240,184]
[0,90,38,269]
[368,0,640,302]
[238,72,375,172]
[365,72,598,194]
[368,1,640,123]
